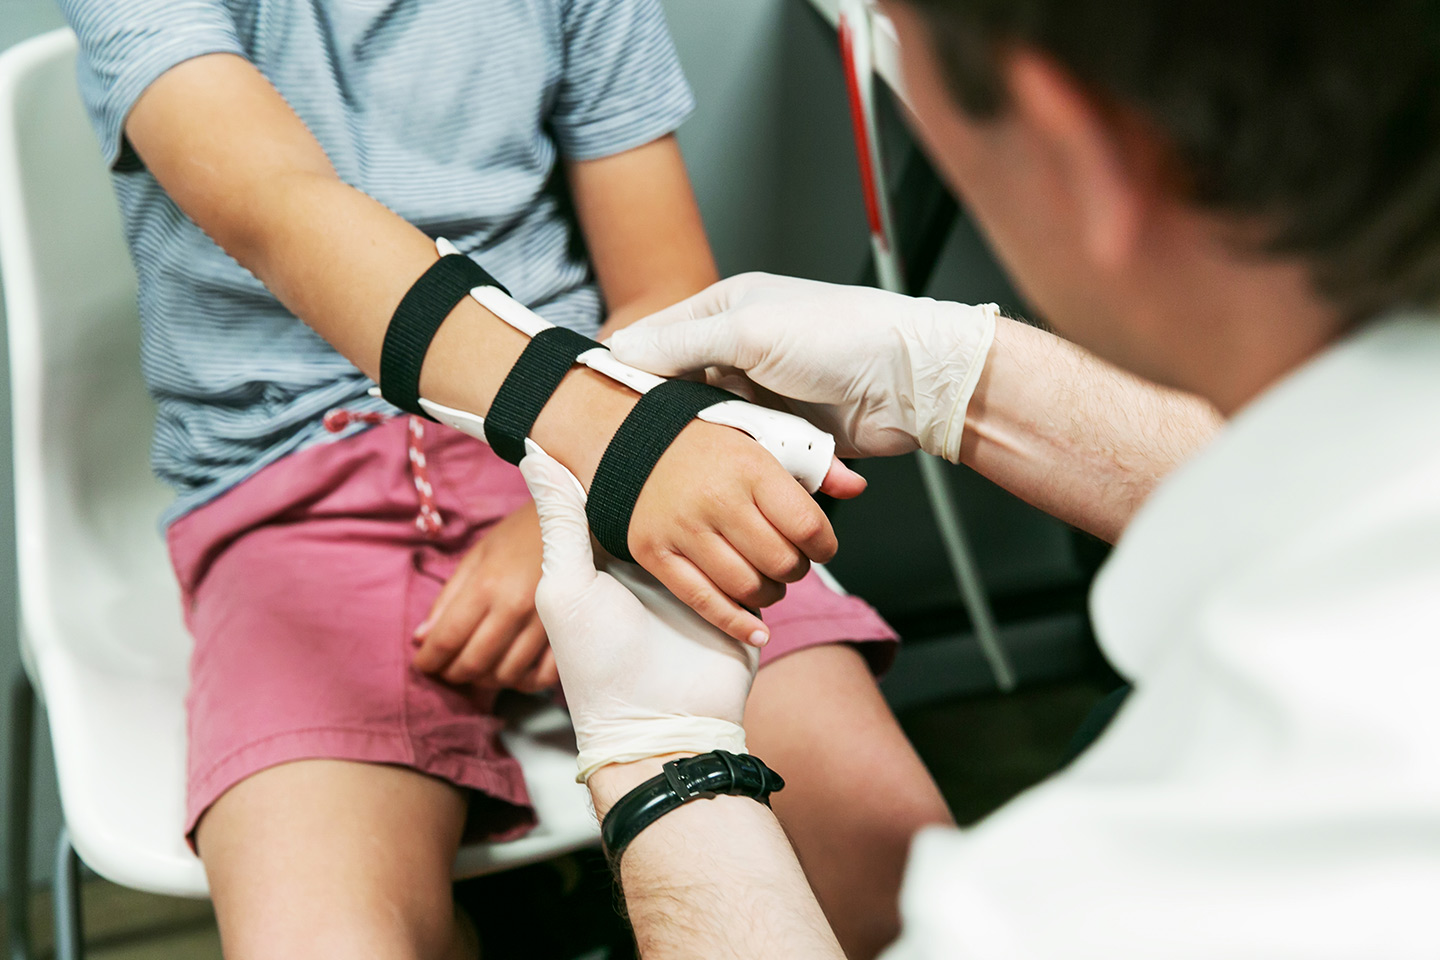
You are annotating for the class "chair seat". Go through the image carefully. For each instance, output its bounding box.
[35,641,597,899]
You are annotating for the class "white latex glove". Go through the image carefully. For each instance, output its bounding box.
[520,450,759,782]
[608,273,998,463]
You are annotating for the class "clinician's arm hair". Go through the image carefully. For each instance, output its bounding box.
[961,316,1223,543]
[588,758,845,960]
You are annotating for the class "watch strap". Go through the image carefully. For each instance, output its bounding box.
[600,750,785,865]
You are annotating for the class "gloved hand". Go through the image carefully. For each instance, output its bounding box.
[608,273,998,463]
[520,450,759,782]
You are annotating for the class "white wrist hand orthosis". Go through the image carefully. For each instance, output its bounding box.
[377,240,836,562]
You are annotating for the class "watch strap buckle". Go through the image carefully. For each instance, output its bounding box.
[662,754,716,800]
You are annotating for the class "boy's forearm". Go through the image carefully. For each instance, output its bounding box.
[126,54,636,486]
[250,175,638,486]
[589,758,846,960]
[961,316,1223,543]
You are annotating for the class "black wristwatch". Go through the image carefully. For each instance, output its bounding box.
[600,750,785,865]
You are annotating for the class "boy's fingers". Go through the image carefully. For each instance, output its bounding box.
[442,607,525,684]
[754,479,838,564]
[516,649,560,693]
[651,552,770,647]
[413,593,490,674]
[726,510,809,584]
[692,532,787,609]
[416,554,476,638]
[491,620,550,689]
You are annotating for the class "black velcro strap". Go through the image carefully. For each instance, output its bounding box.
[587,379,738,562]
[484,326,603,465]
[380,253,510,418]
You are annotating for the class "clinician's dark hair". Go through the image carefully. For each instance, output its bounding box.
[902,0,1440,320]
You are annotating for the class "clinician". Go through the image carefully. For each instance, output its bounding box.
[519,0,1440,955]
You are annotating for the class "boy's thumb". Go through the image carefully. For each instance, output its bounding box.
[519,450,597,587]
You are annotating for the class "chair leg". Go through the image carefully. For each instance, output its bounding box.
[7,671,35,960]
[51,830,83,960]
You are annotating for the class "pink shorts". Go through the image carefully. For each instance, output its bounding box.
[168,417,897,843]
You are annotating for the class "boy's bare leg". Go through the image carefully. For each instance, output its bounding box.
[197,760,477,960]
[745,644,953,960]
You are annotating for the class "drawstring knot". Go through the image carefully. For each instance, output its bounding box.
[325,409,444,538]
[322,408,388,433]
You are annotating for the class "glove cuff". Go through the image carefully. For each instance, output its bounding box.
[914,302,998,463]
[575,717,748,783]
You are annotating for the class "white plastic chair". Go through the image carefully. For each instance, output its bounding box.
[0,29,598,960]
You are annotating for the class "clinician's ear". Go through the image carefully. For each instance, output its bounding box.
[1003,52,1149,271]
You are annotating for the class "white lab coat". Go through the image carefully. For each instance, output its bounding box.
[883,313,1440,959]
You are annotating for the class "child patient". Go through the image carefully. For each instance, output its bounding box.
[62,0,952,956]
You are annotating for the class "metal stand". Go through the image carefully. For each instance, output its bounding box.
[51,829,83,960]
[839,1,1016,690]
[7,670,34,960]
[914,453,1015,690]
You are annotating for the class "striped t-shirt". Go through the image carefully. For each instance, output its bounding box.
[59,0,695,524]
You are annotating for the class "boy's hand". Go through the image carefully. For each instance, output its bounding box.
[412,503,559,692]
[623,418,842,647]
[521,449,757,781]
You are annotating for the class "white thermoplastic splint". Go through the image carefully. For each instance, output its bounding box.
[399,238,837,498]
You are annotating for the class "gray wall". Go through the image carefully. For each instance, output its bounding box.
[0,0,1082,895]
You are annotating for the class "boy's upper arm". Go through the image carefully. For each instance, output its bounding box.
[59,0,246,168]
[122,53,342,270]
[550,0,695,162]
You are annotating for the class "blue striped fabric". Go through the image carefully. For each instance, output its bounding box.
[57,0,695,524]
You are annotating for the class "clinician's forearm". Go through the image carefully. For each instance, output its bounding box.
[124,53,637,486]
[589,759,845,960]
[961,317,1222,543]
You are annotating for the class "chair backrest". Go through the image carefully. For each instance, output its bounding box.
[0,29,189,680]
